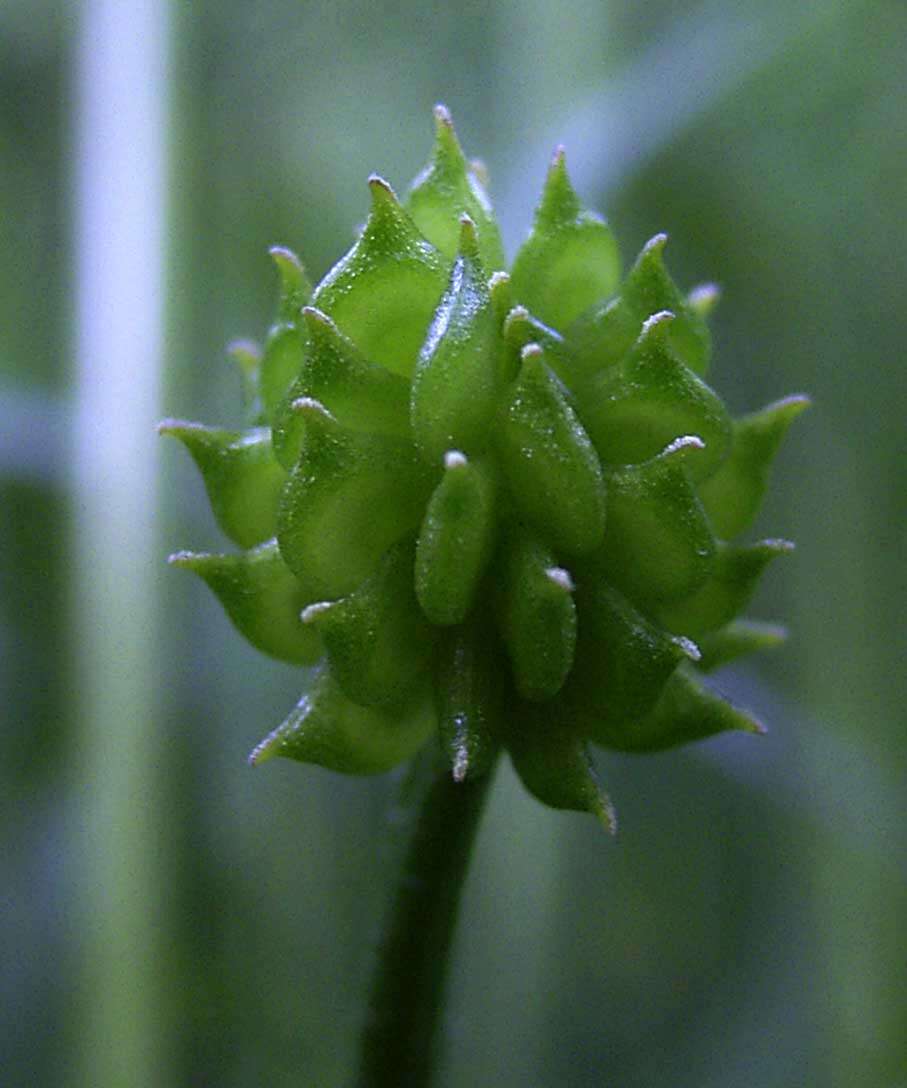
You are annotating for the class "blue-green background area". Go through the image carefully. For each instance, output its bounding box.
[2,1,905,1084]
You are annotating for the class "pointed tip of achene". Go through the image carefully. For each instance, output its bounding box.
[516,341,548,384]
[757,537,796,559]
[773,393,813,419]
[595,792,619,835]
[672,634,702,663]
[167,548,205,569]
[659,433,706,467]
[157,416,188,437]
[739,394,812,458]
[291,395,330,415]
[489,270,513,316]
[157,419,241,468]
[301,304,333,328]
[545,144,570,189]
[503,304,531,339]
[545,566,575,593]
[290,396,337,430]
[157,419,223,453]
[367,173,402,208]
[537,145,580,226]
[443,448,468,471]
[226,338,261,370]
[451,743,469,783]
[290,397,342,446]
[688,281,722,317]
[639,309,676,340]
[268,244,303,272]
[627,234,671,290]
[248,728,281,767]
[457,213,480,258]
[745,713,768,737]
[431,103,469,167]
[753,620,789,645]
[300,599,335,625]
[300,305,345,347]
[770,536,796,551]
[641,231,669,257]
[269,246,311,311]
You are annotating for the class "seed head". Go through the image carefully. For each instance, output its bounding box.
[163,107,808,826]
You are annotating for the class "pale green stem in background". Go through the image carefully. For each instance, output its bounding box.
[70,1,171,1085]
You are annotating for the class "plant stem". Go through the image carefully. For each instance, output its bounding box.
[72,1,171,1084]
[357,752,499,1088]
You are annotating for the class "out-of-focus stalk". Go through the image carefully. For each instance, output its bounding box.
[70,2,171,1085]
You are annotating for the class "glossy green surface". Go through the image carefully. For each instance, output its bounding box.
[166,108,804,818]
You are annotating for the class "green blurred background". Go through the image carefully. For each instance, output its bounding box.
[2,1,905,1085]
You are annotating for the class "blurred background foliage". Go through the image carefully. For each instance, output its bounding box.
[2,1,905,1085]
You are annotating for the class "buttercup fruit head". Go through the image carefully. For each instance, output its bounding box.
[163,106,808,827]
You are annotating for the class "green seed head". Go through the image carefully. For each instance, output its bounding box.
[163,107,808,826]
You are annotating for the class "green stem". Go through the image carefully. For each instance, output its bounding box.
[357,752,499,1088]
[72,1,171,1084]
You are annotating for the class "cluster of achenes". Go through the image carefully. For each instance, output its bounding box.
[163,106,807,828]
